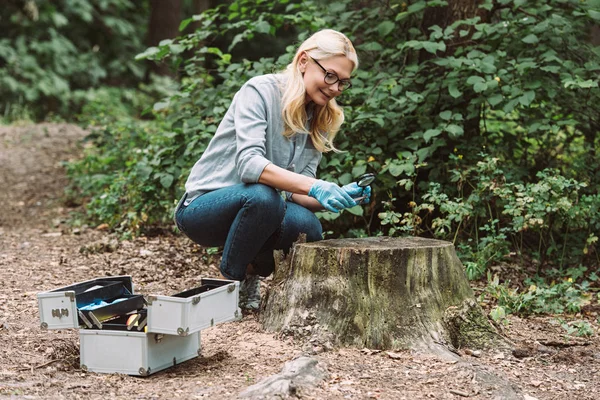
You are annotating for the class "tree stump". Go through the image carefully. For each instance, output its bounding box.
[261,237,502,358]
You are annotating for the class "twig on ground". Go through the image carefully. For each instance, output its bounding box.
[16,358,64,372]
[449,389,470,397]
[538,339,591,348]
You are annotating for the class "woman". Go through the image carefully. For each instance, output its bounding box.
[174,29,371,310]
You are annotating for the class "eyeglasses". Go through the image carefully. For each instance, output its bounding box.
[310,56,353,91]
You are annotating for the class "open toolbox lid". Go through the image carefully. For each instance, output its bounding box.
[146,278,240,336]
[37,276,135,330]
[37,276,241,334]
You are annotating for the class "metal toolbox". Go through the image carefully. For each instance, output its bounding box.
[79,328,201,376]
[146,278,241,336]
[37,276,135,330]
[37,276,241,334]
[37,276,241,376]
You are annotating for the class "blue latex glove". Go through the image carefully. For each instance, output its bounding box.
[308,180,357,212]
[342,182,372,205]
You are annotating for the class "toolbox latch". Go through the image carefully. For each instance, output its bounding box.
[177,327,189,336]
[192,296,201,305]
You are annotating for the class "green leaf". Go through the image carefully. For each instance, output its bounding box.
[179,18,193,31]
[254,20,271,34]
[407,2,426,13]
[136,164,152,180]
[371,117,385,127]
[403,40,423,50]
[448,83,462,98]
[445,124,464,137]
[589,10,600,21]
[51,13,69,27]
[467,76,485,85]
[405,91,424,103]
[159,174,174,188]
[439,111,452,121]
[229,33,245,51]
[395,12,409,21]
[352,164,367,177]
[135,47,160,60]
[423,41,442,54]
[345,205,364,216]
[522,34,539,44]
[577,80,598,89]
[488,94,503,106]
[424,129,442,143]
[388,163,403,177]
[358,42,384,51]
[519,90,535,106]
[503,98,520,113]
[153,101,169,111]
[474,82,488,93]
[377,21,395,37]
[169,44,185,54]
[339,172,353,185]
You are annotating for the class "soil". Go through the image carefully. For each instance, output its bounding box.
[1,123,599,400]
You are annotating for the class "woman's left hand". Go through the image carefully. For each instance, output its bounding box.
[341,182,371,205]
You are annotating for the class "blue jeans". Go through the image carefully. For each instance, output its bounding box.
[175,183,322,281]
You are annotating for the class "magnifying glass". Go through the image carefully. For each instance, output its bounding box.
[353,173,376,202]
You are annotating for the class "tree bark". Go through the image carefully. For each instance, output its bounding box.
[147,0,182,77]
[591,25,600,46]
[261,237,502,358]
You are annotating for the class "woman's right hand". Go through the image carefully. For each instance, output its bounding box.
[308,180,357,212]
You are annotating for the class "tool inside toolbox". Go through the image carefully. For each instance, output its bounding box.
[47,278,143,329]
[78,294,145,329]
[85,309,149,332]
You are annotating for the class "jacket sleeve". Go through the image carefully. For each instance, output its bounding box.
[233,81,272,183]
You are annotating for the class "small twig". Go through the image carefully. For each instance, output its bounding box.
[517,7,538,20]
[17,358,62,372]
[538,339,592,348]
[449,389,470,397]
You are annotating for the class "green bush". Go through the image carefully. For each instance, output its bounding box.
[67,0,600,279]
[0,0,148,121]
[380,153,600,278]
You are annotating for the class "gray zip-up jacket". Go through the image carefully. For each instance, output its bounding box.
[183,73,322,204]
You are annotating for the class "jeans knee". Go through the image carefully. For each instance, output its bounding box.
[246,184,285,217]
[305,217,323,242]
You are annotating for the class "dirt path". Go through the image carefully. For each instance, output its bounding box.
[1,123,599,399]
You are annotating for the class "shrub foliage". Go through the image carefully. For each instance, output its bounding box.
[66,0,600,275]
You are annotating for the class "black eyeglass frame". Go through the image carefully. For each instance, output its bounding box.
[309,56,353,91]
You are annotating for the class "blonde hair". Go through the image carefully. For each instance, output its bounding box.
[280,29,358,153]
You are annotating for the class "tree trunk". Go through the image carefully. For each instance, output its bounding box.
[261,237,502,358]
[591,25,600,46]
[147,0,182,77]
[420,1,490,143]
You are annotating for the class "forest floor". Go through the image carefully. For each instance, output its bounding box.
[1,123,600,400]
